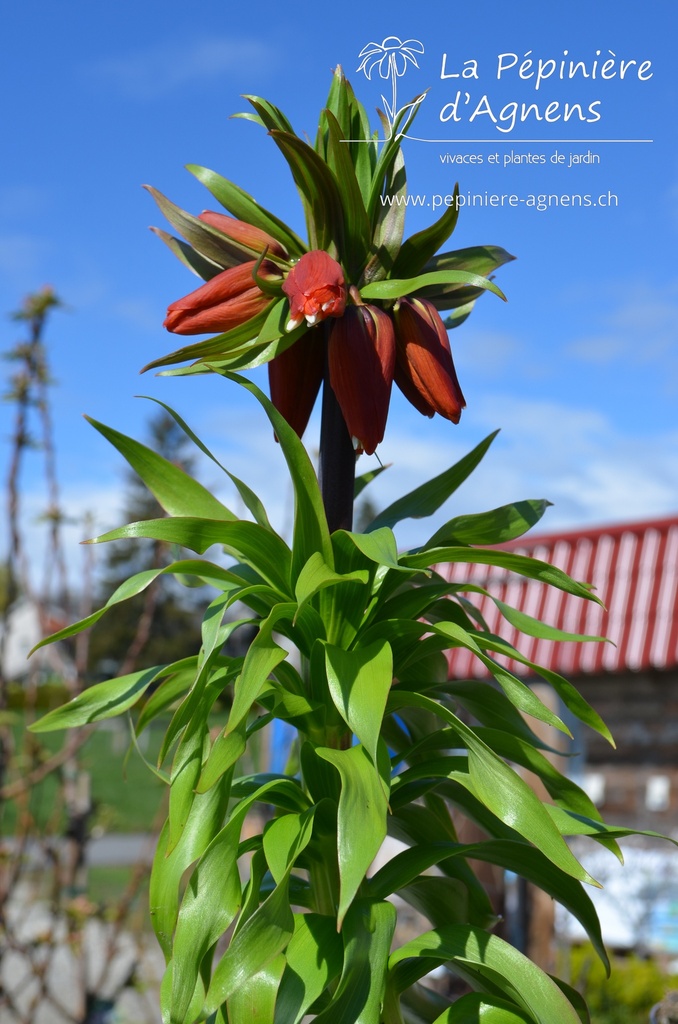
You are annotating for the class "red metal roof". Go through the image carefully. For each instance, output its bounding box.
[441,514,678,678]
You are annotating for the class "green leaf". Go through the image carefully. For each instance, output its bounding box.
[141,307,273,373]
[353,464,388,497]
[150,781,231,960]
[294,552,368,613]
[425,244,516,280]
[227,604,294,735]
[431,993,533,1024]
[317,743,391,926]
[363,145,405,281]
[169,800,244,1022]
[91,518,291,596]
[269,129,346,252]
[28,557,249,651]
[360,269,506,302]
[366,93,424,225]
[418,245,516,311]
[241,93,296,134]
[135,660,206,736]
[388,690,595,884]
[391,190,460,279]
[369,837,607,971]
[367,432,499,533]
[401,874,494,930]
[402,547,601,604]
[274,913,343,1024]
[187,164,305,257]
[314,899,396,1024]
[227,956,286,1024]
[262,807,316,885]
[86,416,236,522]
[170,777,309,1022]
[197,727,247,793]
[210,372,333,580]
[467,633,613,744]
[29,664,165,731]
[204,871,295,1013]
[138,396,274,531]
[323,111,371,274]
[444,681,559,751]
[474,729,615,845]
[145,185,272,268]
[342,527,414,574]
[425,499,551,548]
[323,69,376,204]
[167,712,207,854]
[430,621,570,734]
[150,226,224,280]
[544,805,675,847]
[325,640,393,765]
[156,597,246,767]
[389,925,582,1024]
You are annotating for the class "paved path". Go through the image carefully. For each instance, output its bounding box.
[88,832,157,866]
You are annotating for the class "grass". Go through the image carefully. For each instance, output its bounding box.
[3,714,169,835]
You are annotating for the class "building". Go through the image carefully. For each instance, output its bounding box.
[0,598,76,685]
[442,514,678,953]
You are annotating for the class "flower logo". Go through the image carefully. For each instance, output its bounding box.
[357,36,425,133]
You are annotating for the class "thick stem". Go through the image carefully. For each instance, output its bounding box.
[310,347,356,919]
[318,352,355,534]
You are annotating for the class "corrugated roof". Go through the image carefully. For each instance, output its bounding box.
[441,514,678,678]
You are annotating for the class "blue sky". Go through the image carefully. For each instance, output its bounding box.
[1,0,676,590]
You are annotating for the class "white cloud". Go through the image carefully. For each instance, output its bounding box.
[6,388,678,602]
[0,482,125,602]
[456,328,525,377]
[197,387,678,548]
[467,392,678,531]
[566,279,678,369]
[87,36,277,100]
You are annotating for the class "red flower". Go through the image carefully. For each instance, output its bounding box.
[268,304,395,456]
[198,211,288,260]
[164,260,281,335]
[268,329,325,440]
[269,253,465,454]
[327,304,395,455]
[282,251,347,330]
[392,297,465,423]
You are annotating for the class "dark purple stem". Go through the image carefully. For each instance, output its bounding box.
[319,348,355,534]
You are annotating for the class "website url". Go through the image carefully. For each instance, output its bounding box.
[381,191,619,212]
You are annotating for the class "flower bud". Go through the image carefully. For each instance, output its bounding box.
[393,297,465,422]
[327,304,395,456]
[198,211,288,260]
[164,260,280,335]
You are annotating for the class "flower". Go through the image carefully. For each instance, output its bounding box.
[273,252,394,454]
[268,328,325,441]
[164,260,281,335]
[357,37,424,80]
[150,72,509,448]
[270,254,465,454]
[198,211,288,260]
[282,251,347,330]
[392,297,465,422]
[268,303,395,457]
[327,304,395,455]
